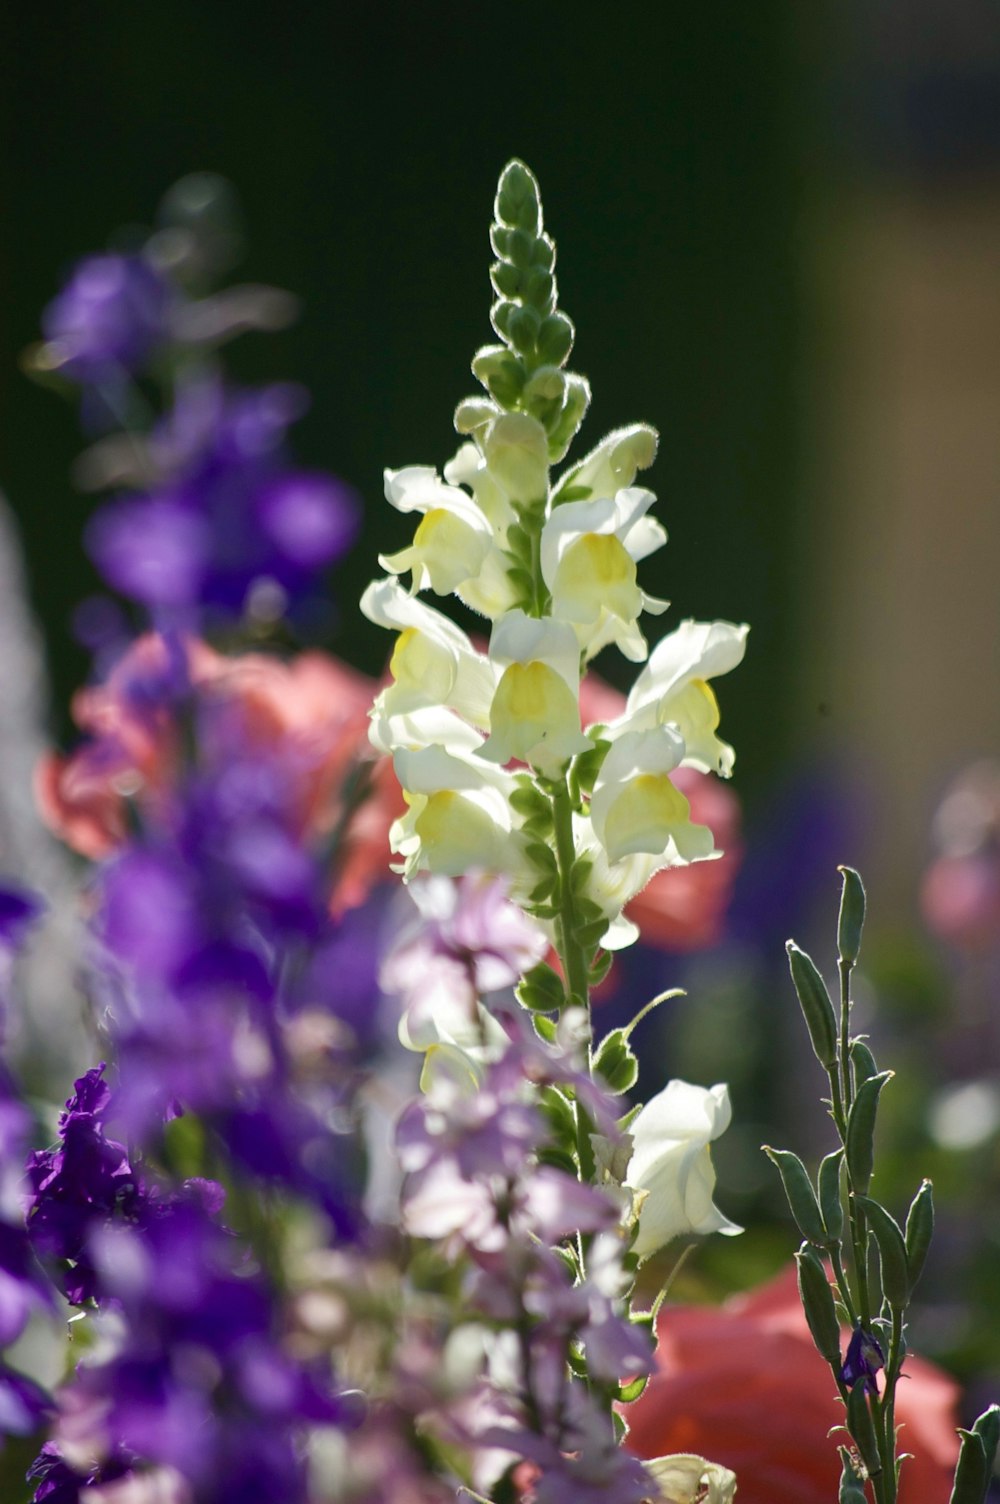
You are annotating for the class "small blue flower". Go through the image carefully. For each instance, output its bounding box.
[840,1323,885,1394]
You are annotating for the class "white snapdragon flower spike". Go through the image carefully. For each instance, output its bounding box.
[590,727,716,866]
[626,1080,741,1259]
[479,610,591,777]
[619,618,750,776]
[572,824,660,950]
[360,577,497,727]
[540,487,668,661]
[379,466,495,597]
[552,422,658,503]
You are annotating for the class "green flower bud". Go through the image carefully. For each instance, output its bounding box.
[536,312,575,366]
[850,1038,878,1086]
[904,1179,934,1292]
[471,345,525,408]
[818,1149,845,1241]
[845,1071,892,1193]
[856,1195,909,1309]
[454,396,499,434]
[837,865,867,968]
[786,941,838,1070]
[796,1244,841,1365]
[950,1428,990,1504]
[764,1146,828,1246]
[546,372,591,460]
[846,1383,883,1476]
[507,304,541,355]
[495,159,542,235]
[838,1449,870,1503]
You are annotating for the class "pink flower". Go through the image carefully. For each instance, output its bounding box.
[623,1264,960,1503]
[36,634,404,910]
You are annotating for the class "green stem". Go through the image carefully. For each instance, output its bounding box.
[550,780,590,1011]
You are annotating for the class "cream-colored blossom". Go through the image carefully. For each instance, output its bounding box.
[620,618,749,776]
[590,728,716,867]
[540,488,668,661]
[643,1453,738,1504]
[379,466,494,596]
[361,577,497,728]
[552,422,658,503]
[479,611,590,776]
[626,1080,741,1259]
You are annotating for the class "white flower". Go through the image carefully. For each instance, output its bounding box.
[620,618,749,776]
[552,422,658,503]
[590,728,716,866]
[626,1080,741,1259]
[540,487,668,661]
[479,610,591,777]
[389,738,524,883]
[379,466,495,597]
[643,1454,737,1504]
[360,576,497,728]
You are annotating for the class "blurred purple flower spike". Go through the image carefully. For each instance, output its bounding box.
[42,255,172,382]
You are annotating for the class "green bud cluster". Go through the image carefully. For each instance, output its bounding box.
[457,159,591,462]
[769,868,997,1504]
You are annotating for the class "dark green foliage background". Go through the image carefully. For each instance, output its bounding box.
[0,2,808,803]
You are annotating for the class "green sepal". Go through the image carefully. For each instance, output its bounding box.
[517,961,566,1013]
[568,857,594,894]
[855,1195,909,1309]
[533,1015,558,1043]
[837,866,867,968]
[949,1429,990,1504]
[507,304,541,355]
[850,1038,879,1086]
[454,396,499,434]
[593,1029,639,1095]
[786,940,838,1069]
[524,840,559,875]
[572,738,611,792]
[846,1383,883,1476]
[618,1374,649,1404]
[504,521,533,565]
[537,1145,579,1178]
[838,1449,870,1503]
[509,780,550,820]
[764,1146,828,1246]
[845,1071,893,1194]
[573,917,608,951]
[796,1244,842,1365]
[589,949,613,986]
[527,876,558,905]
[522,266,555,314]
[552,482,592,505]
[818,1149,845,1241]
[904,1179,934,1292]
[490,260,523,299]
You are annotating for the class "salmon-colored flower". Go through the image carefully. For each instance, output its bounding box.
[36,634,403,910]
[578,674,741,953]
[624,1264,960,1503]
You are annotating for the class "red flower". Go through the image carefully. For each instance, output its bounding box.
[624,1264,960,1503]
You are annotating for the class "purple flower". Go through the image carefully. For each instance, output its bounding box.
[840,1324,885,1394]
[27,1442,134,1504]
[26,1064,146,1305]
[86,378,359,618]
[42,255,171,382]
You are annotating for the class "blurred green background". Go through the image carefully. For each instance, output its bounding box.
[1,0,999,1447]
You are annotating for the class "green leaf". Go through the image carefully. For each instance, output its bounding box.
[786,941,838,1069]
[837,866,867,968]
[618,1374,649,1404]
[855,1195,909,1309]
[845,1071,893,1194]
[904,1179,934,1292]
[764,1146,828,1246]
